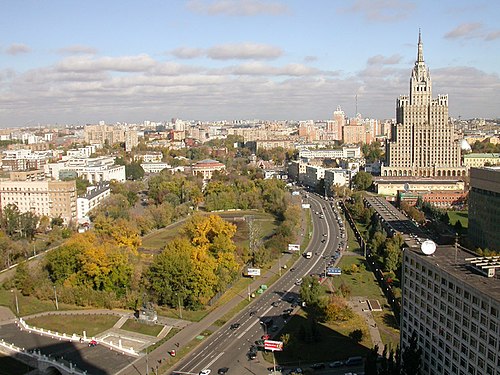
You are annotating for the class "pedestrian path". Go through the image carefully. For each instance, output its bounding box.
[349,296,384,354]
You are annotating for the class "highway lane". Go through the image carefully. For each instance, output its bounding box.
[170,193,345,375]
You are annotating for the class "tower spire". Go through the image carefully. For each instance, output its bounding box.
[417,29,424,63]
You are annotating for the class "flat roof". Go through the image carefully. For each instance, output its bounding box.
[406,245,500,302]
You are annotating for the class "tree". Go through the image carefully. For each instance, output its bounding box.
[352,171,373,191]
[125,162,145,180]
[364,345,379,375]
[300,275,323,307]
[349,329,363,343]
[401,331,422,375]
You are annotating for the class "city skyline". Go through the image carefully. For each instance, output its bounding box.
[1,0,500,127]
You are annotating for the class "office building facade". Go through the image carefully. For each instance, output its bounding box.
[401,246,499,375]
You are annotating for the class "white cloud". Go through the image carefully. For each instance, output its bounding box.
[57,45,98,55]
[187,0,289,16]
[207,43,283,60]
[170,47,205,59]
[57,54,156,73]
[5,43,31,55]
[338,0,416,22]
[367,54,402,65]
[444,23,483,39]
[0,52,498,126]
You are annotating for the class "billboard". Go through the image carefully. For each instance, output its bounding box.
[292,191,300,196]
[326,267,342,276]
[302,203,311,209]
[288,244,300,252]
[264,340,284,351]
[246,268,261,276]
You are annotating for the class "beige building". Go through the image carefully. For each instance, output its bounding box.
[84,124,139,151]
[0,180,77,224]
[373,177,465,197]
[463,153,500,170]
[191,159,226,181]
[382,32,465,178]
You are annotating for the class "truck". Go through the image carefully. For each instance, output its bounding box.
[304,251,312,259]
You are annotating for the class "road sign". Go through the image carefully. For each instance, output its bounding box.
[264,340,284,351]
[246,268,261,276]
[326,267,342,276]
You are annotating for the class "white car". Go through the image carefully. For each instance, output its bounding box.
[199,370,211,375]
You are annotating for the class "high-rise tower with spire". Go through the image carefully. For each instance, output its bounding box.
[382,31,466,178]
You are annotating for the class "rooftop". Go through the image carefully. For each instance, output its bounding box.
[406,245,500,302]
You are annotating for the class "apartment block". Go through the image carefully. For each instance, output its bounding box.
[401,245,500,375]
[0,180,77,224]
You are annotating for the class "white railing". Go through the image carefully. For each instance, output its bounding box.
[0,339,87,375]
[17,318,139,357]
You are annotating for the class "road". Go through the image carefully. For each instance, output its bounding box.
[170,193,347,375]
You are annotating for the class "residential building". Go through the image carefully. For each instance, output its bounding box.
[298,146,361,160]
[0,180,77,224]
[382,32,466,178]
[401,245,500,375]
[1,149,49,171]
[373,177,465,197]
[77,183,111,224]
[468,167,500,252]
[45,156,126,183]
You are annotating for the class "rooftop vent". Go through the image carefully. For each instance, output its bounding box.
[465,256,500,278]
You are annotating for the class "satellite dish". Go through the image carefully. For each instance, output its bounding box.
[421,240,436,255]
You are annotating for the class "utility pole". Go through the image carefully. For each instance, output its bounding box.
[177,294,183,319]
[54,286,59,310]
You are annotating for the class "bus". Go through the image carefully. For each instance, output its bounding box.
[304,251,312,259]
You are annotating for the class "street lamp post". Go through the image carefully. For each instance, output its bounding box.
[176,293,183,319]
[53,286,59,310]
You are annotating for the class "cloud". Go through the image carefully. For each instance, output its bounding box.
[56,54,156,73]
[187,0,289,16]
[367,54,402,65]
[485,30,500,41]
[170,47,205,59]
[0,52,498,126]
[304,56,318,63]
[338,0,416,22]
[57,45,98,55]
[5,43,31,55]
[444,23,483,39]
[444,23,500,42]
[207,43,283,60]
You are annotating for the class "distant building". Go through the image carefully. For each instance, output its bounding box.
[191,159,225,181]
[373,177,465,197]
[298,146,361,160]
[45,156,126,183]
[397,190,467,209]
[382,32,465,178]
[468,167,500,252]
[77,183,111,224]
[463,153,500,170]
[0,180,77,224]
[401,245,500,375]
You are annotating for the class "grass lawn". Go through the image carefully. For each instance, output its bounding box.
[120,319,164,337]
[331,255,383,298]
[272,311,370,366]
[25,314,119,337]
[373,311,400,350]
[0,289,86,317]
[447,210,468,229]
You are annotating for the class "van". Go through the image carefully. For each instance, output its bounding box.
[346,356,363,366]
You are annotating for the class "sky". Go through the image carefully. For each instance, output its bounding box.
[1,0,499,127]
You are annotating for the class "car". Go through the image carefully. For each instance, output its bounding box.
[199,370,211,375]
[249,310,257,316]
[329,361,344,368]
[88,339,98,347]
[255,339,265,346]
[290,267,295,272]
[230,323,240,330]
[323,233,327,237]
[311,363,325,369]
[267,365,284,372]
[247,352,257,359]
[271,301,281,307]
[217,367,229,374]
[283,308,293,314]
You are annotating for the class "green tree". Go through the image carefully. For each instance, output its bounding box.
[349,329,363,343]
[352,171,373,190]
[300,275,323,307]
[125,162,145,180]
[401,331,422,375]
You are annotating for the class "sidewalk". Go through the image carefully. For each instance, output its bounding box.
[348,297,384,354]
